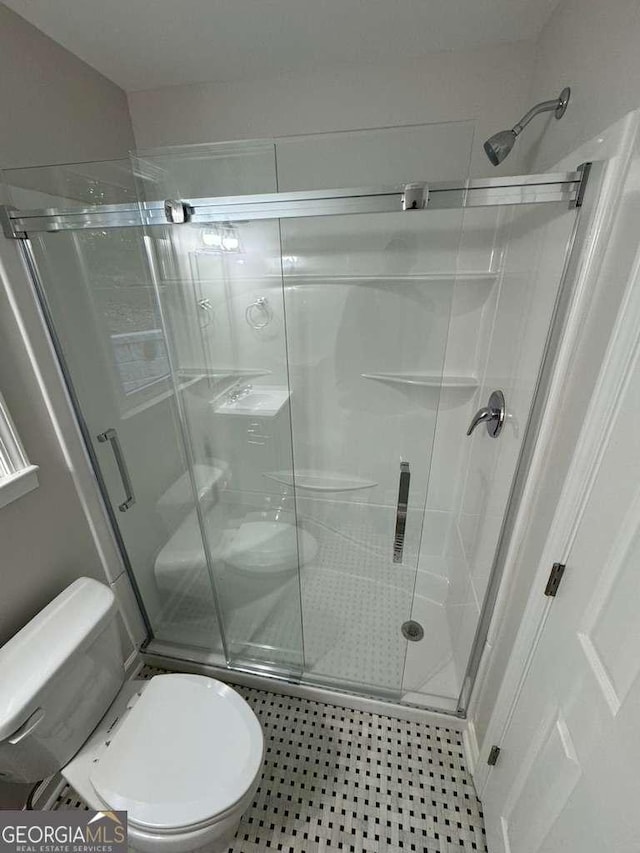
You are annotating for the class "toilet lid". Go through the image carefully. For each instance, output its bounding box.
[90,674,264,832]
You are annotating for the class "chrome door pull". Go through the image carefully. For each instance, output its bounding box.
[466,390,506,438]
[97,427,136,512]
[393,461,410,564]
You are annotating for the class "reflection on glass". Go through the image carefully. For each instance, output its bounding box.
[135,142,306,676]
[7,123,552,707]
[5,158,227,658]
[144,216,305,675]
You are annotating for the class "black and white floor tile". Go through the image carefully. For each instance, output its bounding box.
[53,670,487,852]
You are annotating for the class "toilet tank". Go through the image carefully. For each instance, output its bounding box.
[0,577,126,783]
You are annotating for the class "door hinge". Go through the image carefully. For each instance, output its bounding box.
[487,745,501,766]
[544,562,566,597]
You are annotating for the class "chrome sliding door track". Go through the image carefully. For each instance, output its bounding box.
[2,168,590,236]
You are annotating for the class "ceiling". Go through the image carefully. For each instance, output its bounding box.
[5,0,559,92]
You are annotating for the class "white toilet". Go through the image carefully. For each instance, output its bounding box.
[0,577,264,853]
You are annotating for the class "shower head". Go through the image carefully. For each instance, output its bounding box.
[483,87,570,166]
[484,130,517,167]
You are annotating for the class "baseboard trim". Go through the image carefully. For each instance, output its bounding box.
[463,719,480,783]
[142,649,466,731]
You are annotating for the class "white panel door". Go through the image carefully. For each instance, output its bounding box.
[482,273,640,852]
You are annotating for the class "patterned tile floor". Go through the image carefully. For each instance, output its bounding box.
[54,669,487,852]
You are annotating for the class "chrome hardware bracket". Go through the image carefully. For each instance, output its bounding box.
[393,461,411,563]
[97,427,136,511]
[164,199,193,224]
[570,162,592,209]
[0,205,27,239]
[6,170,585,233]
[402,182,428,211]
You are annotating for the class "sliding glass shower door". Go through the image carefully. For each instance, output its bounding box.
[280,211,459,695]
[144,219,307,676]
[131,128,468,698]
[134,143,306,676]
[3,139,585,711]
[148,206,459,698]
[5,164,228,657]
[5,156,307,675]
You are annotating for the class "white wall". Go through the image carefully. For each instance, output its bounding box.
[520,0,640,171]
[128,41,535,179]
[128,0,640,181]
[0,4,134,170]
[125,0,640,177]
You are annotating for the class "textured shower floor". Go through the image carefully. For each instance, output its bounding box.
[53,667,487,852]
[155,500,462,704]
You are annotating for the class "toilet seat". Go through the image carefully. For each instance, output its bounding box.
[67,674,264,836]
[90,673,264,832]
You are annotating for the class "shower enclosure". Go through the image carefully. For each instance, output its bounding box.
[1,122,590,714]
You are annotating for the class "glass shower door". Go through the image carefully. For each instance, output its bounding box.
[135,144,305,676]
[4,162,228,657]
[280,208,460,698]
[131,135,466,696]
[143,205,460,697]
[5,147,584,711]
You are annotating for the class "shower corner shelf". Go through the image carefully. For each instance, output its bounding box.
[264,469,378,493]
[178,367,273,382]
[284,272,499,285]
[361,372,479,390]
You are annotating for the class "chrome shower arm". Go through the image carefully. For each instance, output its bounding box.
[483,87,570,166]
[512,98,563,136]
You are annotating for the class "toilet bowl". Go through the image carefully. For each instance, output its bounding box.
[0,579,264,853]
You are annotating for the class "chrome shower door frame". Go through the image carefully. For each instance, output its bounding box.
[1,163,593,716]
[4,170,586,237]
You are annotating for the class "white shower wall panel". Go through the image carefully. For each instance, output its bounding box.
[283,274,453,507]
[444,200,578,690]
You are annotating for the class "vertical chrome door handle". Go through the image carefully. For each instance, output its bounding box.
[466,390,506,438]
[393,461,410,564]
[97,427,136,512]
